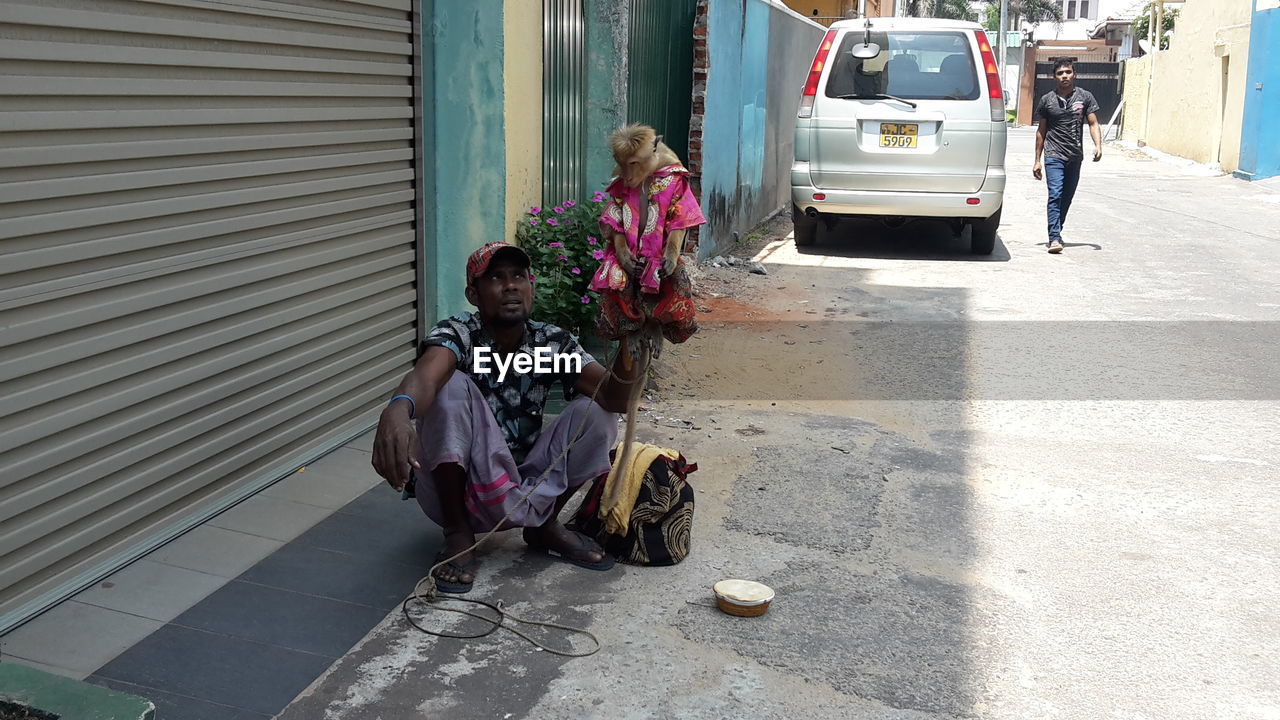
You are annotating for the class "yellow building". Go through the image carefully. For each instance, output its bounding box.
[1120,0,1252,172]
[781,0,896,25]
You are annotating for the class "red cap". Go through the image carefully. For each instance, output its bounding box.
[466,241,531,285]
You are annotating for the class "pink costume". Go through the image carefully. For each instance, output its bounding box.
[589,164,707,295]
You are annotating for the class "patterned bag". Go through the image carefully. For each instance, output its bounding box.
[567,452,697,566]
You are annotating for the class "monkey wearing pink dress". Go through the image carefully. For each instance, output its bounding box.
[590,123,705,346]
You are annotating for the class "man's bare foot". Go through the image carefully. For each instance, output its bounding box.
[523,521,608,566]
[433,528,478,590]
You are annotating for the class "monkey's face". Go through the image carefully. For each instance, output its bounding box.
[466,257,533,328]
[619,145,661,188]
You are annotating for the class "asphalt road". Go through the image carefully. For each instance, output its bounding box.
[279,128,1280,720]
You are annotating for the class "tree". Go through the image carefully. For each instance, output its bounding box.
[1001,0,1063,25]
[984,3,1000,31]
[909,0,1062,25]
[1133,2,1178,51]
[902,0,977,21]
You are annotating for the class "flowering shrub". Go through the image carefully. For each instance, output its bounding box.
[514,192,610,338]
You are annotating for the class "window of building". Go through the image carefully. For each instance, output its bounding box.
[1064,0,1096,20]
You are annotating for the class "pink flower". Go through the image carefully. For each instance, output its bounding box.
[592,249,605,260]
[530,206,541,214]
[529,218,539,226]
[547,218,559,226]
[571,267,581,275]
[549,241,563,247]
[587,236,598,245]
[553,206,564,214]
[564,219,573,225]
[591,192,607,203]
[580,295,591,304]
[529,274,537,281]
[564,200,577,207]
[557,255,568,262]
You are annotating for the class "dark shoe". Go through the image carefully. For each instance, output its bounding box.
[1048,240,1064,254]
[431,550,478,594]
[528,530,615,571]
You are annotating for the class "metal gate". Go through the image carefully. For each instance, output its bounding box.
[1034,61,1123,126]
[542,0,586,206]
[627,0,697,164]
[542,0,696,204]
[0,0,419,631]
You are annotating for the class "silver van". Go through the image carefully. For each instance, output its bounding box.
[791,18,1007,254]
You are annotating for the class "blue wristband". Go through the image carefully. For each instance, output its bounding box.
[389,394,416,419]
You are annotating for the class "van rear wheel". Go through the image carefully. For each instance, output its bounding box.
[793,205,818,247]
[968,208,1001,255]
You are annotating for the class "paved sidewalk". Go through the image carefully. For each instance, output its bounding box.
[0,427,440,719]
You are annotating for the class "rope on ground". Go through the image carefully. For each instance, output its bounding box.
[401,340,646,657]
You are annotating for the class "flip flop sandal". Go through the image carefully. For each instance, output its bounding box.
[431,550,479,594]
[529,530,615,571]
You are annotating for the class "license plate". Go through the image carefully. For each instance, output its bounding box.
[879,123,918,148]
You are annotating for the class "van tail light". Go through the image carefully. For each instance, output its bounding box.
[799,29,838,119]
[974,30,1005,122]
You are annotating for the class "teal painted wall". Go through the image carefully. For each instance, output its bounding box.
[422,0,508,321]
[701,0,822,258]
[585,0,631,196]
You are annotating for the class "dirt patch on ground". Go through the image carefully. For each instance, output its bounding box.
[642,209,848,407]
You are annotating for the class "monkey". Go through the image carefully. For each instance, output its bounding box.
[590,123,706,510]
[607,123,688,285]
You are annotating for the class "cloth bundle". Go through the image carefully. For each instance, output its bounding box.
[567,442,697,566]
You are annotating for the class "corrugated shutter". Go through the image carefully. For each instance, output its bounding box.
[542,0,585,205]
[0,0,419,632]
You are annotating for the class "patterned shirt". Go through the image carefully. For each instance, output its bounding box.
[420,312,596,462]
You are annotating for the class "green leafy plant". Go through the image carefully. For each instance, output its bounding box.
[1134,2,1178,51]
[514,192,610,339]
[903,0,977,21]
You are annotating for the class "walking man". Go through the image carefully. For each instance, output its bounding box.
[1032,57,1102,254]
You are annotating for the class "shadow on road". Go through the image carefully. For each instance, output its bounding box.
[799,217,1012,262]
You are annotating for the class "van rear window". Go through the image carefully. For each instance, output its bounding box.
[824,31,980,101]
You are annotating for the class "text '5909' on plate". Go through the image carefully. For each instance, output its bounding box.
[879,122,918,148]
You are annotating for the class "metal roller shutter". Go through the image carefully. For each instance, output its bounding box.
[0,0,419,632]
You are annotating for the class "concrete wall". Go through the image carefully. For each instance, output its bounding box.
[1238,2,1280,180]
[1119,54,1151,141]
[421,0,508,320]
[1122,0,1253,171]
[503,0,542,242]
[700,0,823,257]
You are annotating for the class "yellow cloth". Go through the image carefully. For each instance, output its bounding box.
[599,442,679,536]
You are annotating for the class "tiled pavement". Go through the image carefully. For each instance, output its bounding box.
[1,427,443,719]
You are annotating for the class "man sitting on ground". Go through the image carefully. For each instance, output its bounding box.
[371,241,637,593]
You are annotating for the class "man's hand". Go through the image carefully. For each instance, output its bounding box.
[1033,160,1043,180]
[372,405,420,493]
[1093,146,1103,162]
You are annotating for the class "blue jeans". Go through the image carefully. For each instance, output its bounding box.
[1045,157,1082,243]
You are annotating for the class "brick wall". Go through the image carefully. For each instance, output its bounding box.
[685,0,708,255]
